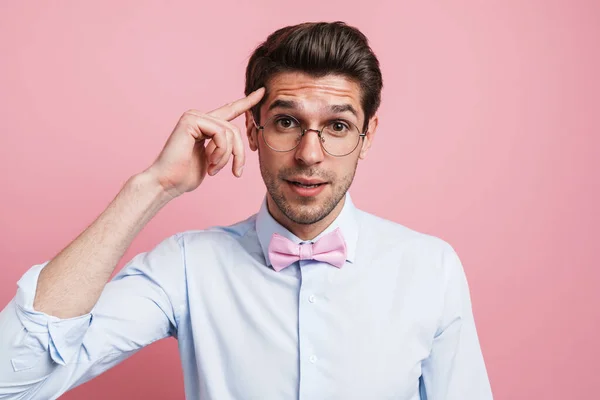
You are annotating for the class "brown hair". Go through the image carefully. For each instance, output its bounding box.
[245,21,383,132]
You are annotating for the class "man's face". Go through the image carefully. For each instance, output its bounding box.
[246,72,377,226]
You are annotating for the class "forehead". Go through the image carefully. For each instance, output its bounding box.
[263,72,362,117]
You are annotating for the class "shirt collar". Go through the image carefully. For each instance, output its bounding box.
[255,192,359,268]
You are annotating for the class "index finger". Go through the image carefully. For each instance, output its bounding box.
[208,87,266,121]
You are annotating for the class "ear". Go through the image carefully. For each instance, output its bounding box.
[245,110,259,151]
[359,115,378,160]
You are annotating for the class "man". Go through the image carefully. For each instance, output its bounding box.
[0,21,493,399]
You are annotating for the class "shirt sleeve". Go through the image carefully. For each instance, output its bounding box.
[0,233,186,399]
[420,244,494,400]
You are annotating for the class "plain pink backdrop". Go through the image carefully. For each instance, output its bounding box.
[1,1,598,399]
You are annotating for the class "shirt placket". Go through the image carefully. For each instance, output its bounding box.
[297,254,330,400]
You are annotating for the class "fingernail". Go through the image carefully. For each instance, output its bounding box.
[236,166,244,177]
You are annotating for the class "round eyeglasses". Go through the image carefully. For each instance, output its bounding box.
[253,114,366,157]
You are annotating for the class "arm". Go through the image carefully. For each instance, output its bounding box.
[36,85,265,319]
[420,246,494,400]
[34,171,172,318]
[0,233,183,399]
[0,88,266,399]
[0,173,177,399]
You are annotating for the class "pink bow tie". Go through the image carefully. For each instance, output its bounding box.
[268,228,347,272]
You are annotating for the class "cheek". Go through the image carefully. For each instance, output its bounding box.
[258,146,287,174]
[334,158,357,177]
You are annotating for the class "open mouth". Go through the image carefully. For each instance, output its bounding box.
[288,180,326,189]
[284,178,328,197]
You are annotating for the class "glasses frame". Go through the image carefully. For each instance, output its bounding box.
[252,113,367,157]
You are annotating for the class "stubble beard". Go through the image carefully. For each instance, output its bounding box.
[259,151,358,225]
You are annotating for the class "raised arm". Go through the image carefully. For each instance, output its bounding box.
[34,86,266,319]
[0,87,265,399]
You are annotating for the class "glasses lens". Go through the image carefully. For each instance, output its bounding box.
[321,121,361,156]
[263,116,302,151]
[262,115,362,156]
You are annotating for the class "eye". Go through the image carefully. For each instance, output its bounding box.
[331,121,350,132]
[274,116,299,129]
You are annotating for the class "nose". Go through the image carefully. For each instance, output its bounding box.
[294,129,325,166]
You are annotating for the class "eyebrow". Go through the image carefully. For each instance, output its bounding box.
[267,99,359,118]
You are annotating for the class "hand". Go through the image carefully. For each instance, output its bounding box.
[145,87,265,198]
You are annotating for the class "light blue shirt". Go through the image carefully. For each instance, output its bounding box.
[0,193,493,399]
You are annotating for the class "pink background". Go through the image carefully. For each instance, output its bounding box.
[1,1,598,399]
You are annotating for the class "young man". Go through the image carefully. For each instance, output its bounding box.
[0,22,493,399]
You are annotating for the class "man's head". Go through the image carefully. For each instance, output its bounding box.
[244,22,383,232]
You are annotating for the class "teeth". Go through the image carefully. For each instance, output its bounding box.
[293,182,320,188]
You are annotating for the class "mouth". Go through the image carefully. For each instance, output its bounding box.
[288,181,326,189]
[285,178,328,188]
[283,178,329,196]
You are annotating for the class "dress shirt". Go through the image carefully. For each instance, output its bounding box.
[0,193,493,399]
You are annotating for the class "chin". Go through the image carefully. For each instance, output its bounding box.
[275,187,342,226]
[284,206,329,225]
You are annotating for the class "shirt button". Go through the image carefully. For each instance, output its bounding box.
[308,295,316,303]
[309,355,318,363]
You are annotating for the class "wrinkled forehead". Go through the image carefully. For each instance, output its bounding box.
[261,72,364,123]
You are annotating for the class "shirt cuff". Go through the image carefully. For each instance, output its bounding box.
[11,262,93,371]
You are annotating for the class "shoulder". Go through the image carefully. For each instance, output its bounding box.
[354,208,461,278]
[115,214,259,310]
[170,214,261,271]
[356,209,454,254]
[175,213,257,248]
[118,214,257,279]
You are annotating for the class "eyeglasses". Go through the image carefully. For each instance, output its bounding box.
[253,114,366,157]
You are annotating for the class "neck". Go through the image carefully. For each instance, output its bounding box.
[266,195,346,241]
